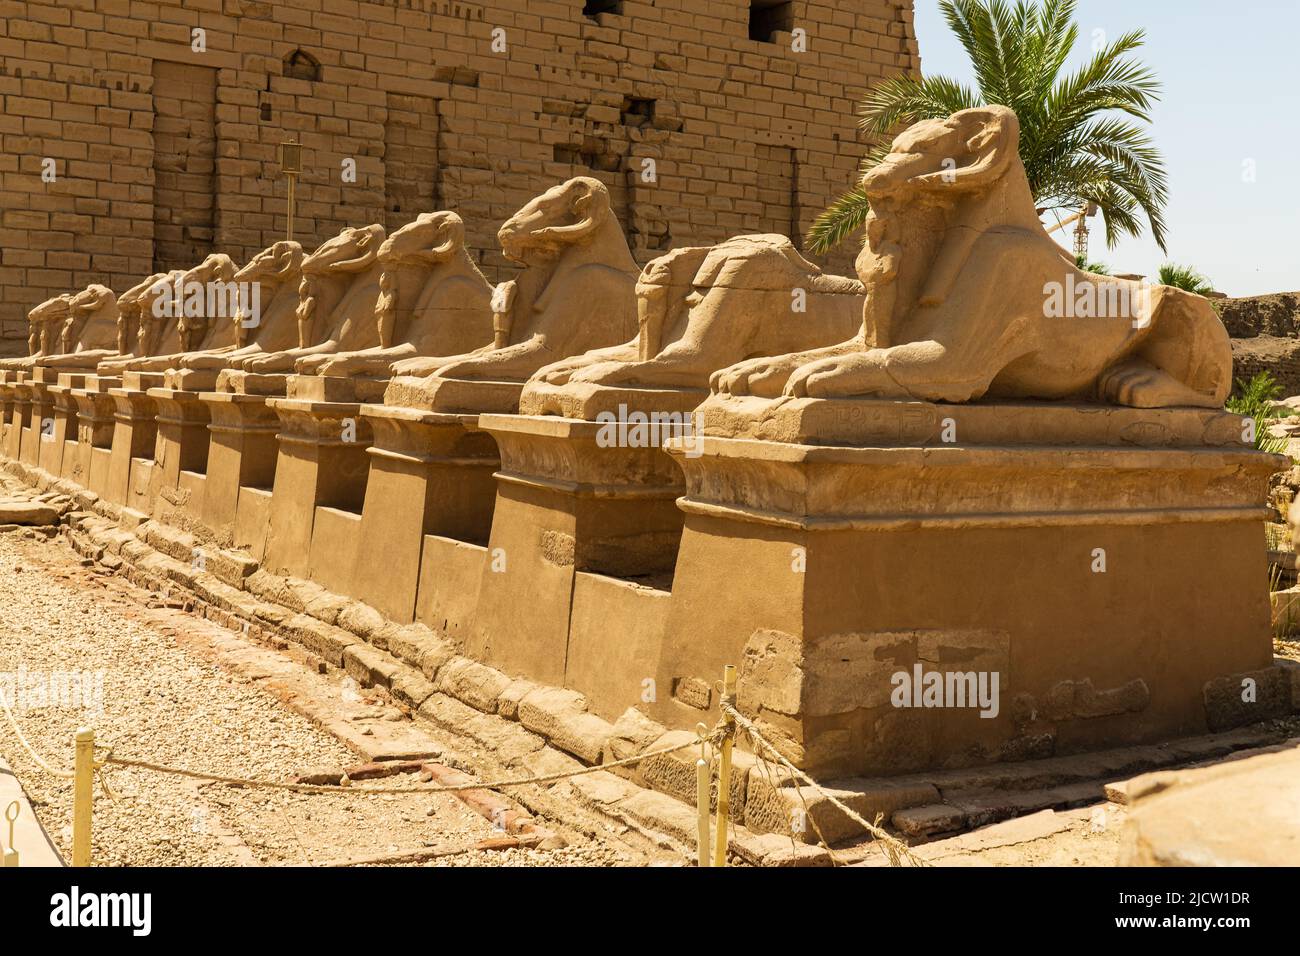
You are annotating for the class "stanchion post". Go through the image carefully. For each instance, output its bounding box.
[3,801,19,867]
[696,754,711,867]
[72,726,94,867]
[712,664,736,868]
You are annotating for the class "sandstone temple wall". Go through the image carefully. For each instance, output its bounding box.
[0,0,920,355]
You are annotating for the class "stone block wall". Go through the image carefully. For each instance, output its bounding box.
[0,0,920,354]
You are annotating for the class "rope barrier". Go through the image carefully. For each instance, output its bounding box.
[85,725,725,797]
[4,667,921,868]
[0,688,74,780]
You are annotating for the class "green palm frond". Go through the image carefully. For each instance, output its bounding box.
[806,186,874,259]
[1226,371,1290,454]
[808,0,1168,257]
[1157,262,1214,295]
[1074,253,1109,275]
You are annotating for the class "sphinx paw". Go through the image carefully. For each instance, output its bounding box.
[536,360,583,385]
[569,361,632,385]
[1098,361,1198,408]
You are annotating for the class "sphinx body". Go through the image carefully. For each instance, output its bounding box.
[526,234,864,407]
[109,271,187,366]
[714,106,1231,409]
[237,225,386,373]
[292,212,493,379]
[98,255,239,373]
[179,242,304,371]
[383,177,639,407]
[36,284,122,368]
[0,294,74,370]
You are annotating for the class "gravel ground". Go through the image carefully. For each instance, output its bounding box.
[0,527,630,866]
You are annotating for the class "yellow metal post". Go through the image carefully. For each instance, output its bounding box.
[3,801,19,867]
[72,727,94,867]
[712,664,736,868]
[696,757,711,867]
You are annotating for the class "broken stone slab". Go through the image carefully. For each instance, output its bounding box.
[0,499,59,525]
[497,678,539,720]
[517,687,613,765]
[435,656,511,714]
[743,773,940,844]
[342,642,402,690]
[1121,742,1300,865]
[857,808,1074,866]
[389,664,438,710]
[604,706,669,765]
[384,622,450,673]
[336,600,389,640]
[636,729,751,815]
[942,780,1106,830]
[892,804,968,838]
[1202,664,1294,731]
[517,745,586,781]
[285,613,361,667]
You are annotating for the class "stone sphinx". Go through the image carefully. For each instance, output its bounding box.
[179,241,304,371]
[713,105,1231,409]
[291,211,493,379]
[0,294,72,370]
[238,225,386,374]
[38,284,122,369]
[645,107,1271,776]
[523,234,864,416]
[114,270,186,362]
[383,176,639,411]
[98,254,239,373]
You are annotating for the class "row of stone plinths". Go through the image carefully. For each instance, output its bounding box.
[0,367,1281,777]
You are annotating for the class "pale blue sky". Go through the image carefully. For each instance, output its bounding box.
[911,0,1300,295]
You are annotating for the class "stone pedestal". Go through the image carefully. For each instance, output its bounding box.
[42,384,78,477]
[146,387,212,518]
[198,392,281,538]
[262,395,373,580]
[0,372,22,452]
[654,395,1282,777]
[349,404,499,623]
[68,377,119,494]
[3,378,30,460]
[20,379,54,467]
[105,384,161,509]
[469,400,690,688]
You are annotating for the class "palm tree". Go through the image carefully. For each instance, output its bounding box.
[809,0,1168,256]
[1075,253,1109,275]
[1157,262,1213,295]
